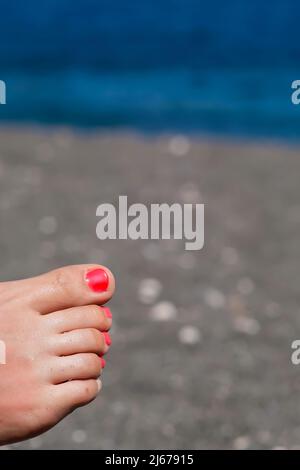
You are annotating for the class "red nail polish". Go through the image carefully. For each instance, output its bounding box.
[103,332,112,346]
[85,268,109,292]
[100,357,106,368]
[103,307,112,319]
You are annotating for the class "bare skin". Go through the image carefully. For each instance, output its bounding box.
[0,264,115,445]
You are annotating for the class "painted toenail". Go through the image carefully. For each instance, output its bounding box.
[100,357,106,368]
[96,378,102,392]
[85,268,109,292]
[103,307,112,319]
[103,332,112,346]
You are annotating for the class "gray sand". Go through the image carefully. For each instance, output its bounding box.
[0,128,300,449]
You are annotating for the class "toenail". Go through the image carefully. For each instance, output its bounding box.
[103,307,112,319]
[85,268,109,293]
[96,378,102,392]
[103,332,112,346]
[100,357,106,369]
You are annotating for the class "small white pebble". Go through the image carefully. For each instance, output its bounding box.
[71,429,87,444]
[138,278,162,305]
[237,278,255,295]
[150,301,177,321]
[204,288,226,309]
[168,135,190,156]
[39,216,58,235]
[178,325,202,345]
[233,317,260,335]
[233,435,251,450]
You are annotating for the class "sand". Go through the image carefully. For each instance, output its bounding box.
[0,127,300,449]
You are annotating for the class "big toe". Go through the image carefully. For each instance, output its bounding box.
[4,264,116,313]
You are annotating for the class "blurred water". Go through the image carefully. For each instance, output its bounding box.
[0,0,299,139]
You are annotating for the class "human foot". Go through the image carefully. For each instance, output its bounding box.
[0,264,115,445]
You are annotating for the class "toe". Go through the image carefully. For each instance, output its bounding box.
[52,379,102,413]
[52,328,108,356]
[50,353,102,384]
[5,264,115,314]
[45,305,112,333]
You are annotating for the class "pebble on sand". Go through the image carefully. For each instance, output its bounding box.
[233,316,260,335]
[168,135,190,156]
[38,216,58,235]
[71,429,87,444]
[237,277,255,295]
[149,301,177,321]
[178,325,202,345]
[233,435,251,450]
[138,278,162,305]
[204,288,226,309]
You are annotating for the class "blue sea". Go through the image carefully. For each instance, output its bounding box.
[0,0,300,140]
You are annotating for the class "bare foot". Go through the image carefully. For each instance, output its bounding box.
[0,264,115,445]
